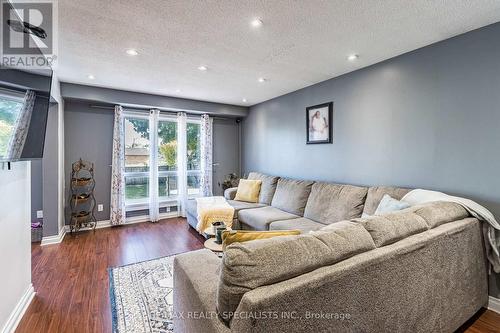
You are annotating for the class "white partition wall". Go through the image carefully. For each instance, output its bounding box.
[0,161,33,333]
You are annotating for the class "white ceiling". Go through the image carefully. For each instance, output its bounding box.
[56,0,500,106]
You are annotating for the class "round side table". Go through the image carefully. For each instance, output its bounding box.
[204,238,223,252]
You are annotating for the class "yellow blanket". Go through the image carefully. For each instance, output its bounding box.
[195,196,234,233]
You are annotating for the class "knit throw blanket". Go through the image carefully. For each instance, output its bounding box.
[195,196,234,233]
[403,189,500,273]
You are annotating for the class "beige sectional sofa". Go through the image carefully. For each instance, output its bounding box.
[177,172,489,332]
[220,172,410,233]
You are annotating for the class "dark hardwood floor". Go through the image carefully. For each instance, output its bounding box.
[16,217,500,332]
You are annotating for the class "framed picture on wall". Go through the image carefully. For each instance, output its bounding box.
[306,102,333,144]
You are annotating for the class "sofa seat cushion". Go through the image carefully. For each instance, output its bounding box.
[269,218,324,233]
[304,182,367,224]
[362,186,411,216]
[354,211,429,247]
[271,178,314,216]
[238,206,298,231]
[216,221,375,324]
[247,172,280,205]
[227,200,266,217]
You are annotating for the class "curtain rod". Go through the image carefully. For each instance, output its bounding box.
[89,104,236,121]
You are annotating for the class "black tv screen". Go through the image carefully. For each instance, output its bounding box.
[0,67,52,162]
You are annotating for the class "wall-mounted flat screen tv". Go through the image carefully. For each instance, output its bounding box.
[0,67,53,162]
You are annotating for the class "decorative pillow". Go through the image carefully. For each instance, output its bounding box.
[234,179,262,203]
[222,229,301,250]
[373,194,410,216]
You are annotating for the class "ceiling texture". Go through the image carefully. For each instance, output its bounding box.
[57,0,500,106]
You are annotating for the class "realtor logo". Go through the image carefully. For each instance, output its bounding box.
[1,0,56,68]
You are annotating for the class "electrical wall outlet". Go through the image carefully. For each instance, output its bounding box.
[98,204,104,212]
[36,210,43,219]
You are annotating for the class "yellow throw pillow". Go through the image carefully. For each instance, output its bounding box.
[222,230,301,250]
[234,179,262,203]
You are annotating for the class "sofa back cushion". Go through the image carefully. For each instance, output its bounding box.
[412,201,469,228]
[216,221,375,324]
[247,172,280,205]
[304,182,367,224]
[362,186,411,216]
[271,178,314,216]
[354,211,429,247]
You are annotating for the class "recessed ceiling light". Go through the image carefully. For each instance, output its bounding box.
[251,18,263,27]
[347,54,359,61]
[175,89,182,93]
[242,98,247,103]
[87,74,95,80]
[258,77,266,83]
[126,49,139,56]
[198,65,208,71]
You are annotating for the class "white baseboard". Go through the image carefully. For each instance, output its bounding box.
[63,212,179,233]
[40,226,67,246]
[64,219,113,232]
[488,296,500,314]
[1,284,35,333]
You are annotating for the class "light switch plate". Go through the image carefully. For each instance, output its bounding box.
[98,204,104,212]
[36,210,43,219]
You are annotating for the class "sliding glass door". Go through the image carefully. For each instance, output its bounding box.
[123,111,201,215]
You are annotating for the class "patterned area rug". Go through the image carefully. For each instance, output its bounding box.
[109,256,176,333]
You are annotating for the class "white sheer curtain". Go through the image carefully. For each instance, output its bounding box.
[200,114,213,196]
[177,112,188,217]
[110,105,126,226]
[149,109,160,222]
[6,90,36,160]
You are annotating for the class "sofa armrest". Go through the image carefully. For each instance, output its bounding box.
[173,249,230,333]
[224,187,238,200]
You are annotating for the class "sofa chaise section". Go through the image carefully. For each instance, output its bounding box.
[173,249,230,333]
[174,203,488,332]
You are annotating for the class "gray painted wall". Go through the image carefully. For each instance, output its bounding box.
[30,103,60,237]
[64,101,240,222]
[242,22,500,296]
[30,160,42,221]
[213,118,241,195]
[42,103,60,237]
[64,102,114,222]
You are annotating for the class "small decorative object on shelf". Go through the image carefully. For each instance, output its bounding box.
[69,159,97,233]
[222,173,240,191]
